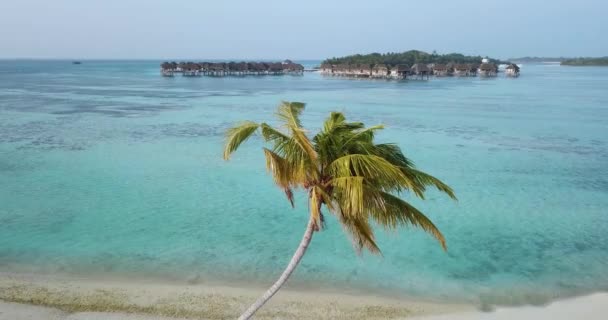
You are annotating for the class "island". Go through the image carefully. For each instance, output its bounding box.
[324,50,507,66]
[320,50,514,79]
[509,57,566,63]
[560,57,608,66]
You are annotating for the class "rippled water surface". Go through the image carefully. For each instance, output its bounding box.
[1,60,607,305]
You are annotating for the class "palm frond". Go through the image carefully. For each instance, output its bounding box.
[370,143,415,168]
[272,102,318,166]
[328,154,416,192]
[260,123,290,147]
[223,121,259,160]
[261,123,318,182]
[404,168,457,200]
[322,112,347,133]
[331,177,366,217]
[373,191,447,250]
[340,213,381,254]
[276,101,305,129]
[344,125,385,146]
[263,148,296,187]
[291,127,318,164]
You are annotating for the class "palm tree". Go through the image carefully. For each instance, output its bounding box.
[223,102,456,320]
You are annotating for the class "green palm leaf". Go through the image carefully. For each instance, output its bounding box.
[223,121,259,160]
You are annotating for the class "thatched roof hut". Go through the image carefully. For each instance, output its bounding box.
[282,61,304,73]
[453,64,469,76]
[467,64,479,73]
[359,64,372,72]
[393,64,410,72]
[506,63,520,72]
[432,63,448,76]
[505,63,520,77]
[371,64,389,78]
[268,63,284,73]
[479,63,497,77]
[432,64,447,71]
[454,64,469,71]
[410,63,430,74]
[389,64,409,79]
[479,63,496,71]
[236,62,248,72]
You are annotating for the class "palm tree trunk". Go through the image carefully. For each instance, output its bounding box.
[237,217,316,320]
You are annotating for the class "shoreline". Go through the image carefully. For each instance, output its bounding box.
[1,272,607,319]
[0,272,469,319]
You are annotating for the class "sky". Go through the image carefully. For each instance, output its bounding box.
[0,0,606,60]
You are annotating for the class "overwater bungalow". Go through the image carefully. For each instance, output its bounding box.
[479,63,497,77]
[160,62,175,77]
[267,63,282,75]
[317,58,519,80]
[371,64,390,78]
[505,63,520,77]
[283,61,304,74]
[355,65,372,77]
[410,63,430,79]
[320,63,334,74]
[453,64,470,77]
[342,65,353,76]
[467,64,479,76]
[390,64,409,79]
[181,62,201,77]
[159,60,304,77]
[432,64,449,76]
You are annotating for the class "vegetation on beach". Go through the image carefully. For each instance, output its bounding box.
[322,50,506,67]
[561,57,608,66]
[224,101,456,319]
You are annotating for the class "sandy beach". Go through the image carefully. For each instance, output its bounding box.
[1,272,607,319]
[0,272,467,319]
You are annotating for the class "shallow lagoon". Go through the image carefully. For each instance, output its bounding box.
[1,61,608,305]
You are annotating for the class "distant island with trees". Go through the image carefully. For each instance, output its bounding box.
[560,57,608,66]
[509,56,608,66]
[322,50,509,67]
[509,57,565,63]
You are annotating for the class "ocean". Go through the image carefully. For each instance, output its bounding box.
[1,60,607,306]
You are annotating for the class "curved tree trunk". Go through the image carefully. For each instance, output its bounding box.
[237,217,316,320]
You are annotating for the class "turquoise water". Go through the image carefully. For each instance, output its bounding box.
[1,61,608,306]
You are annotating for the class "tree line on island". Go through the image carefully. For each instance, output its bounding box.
[560,57,608,66]
[323,50,507,66]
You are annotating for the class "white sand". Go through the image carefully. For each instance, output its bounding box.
[0,301,187,320]
[0,272,606,319]
[411,293,608,320]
